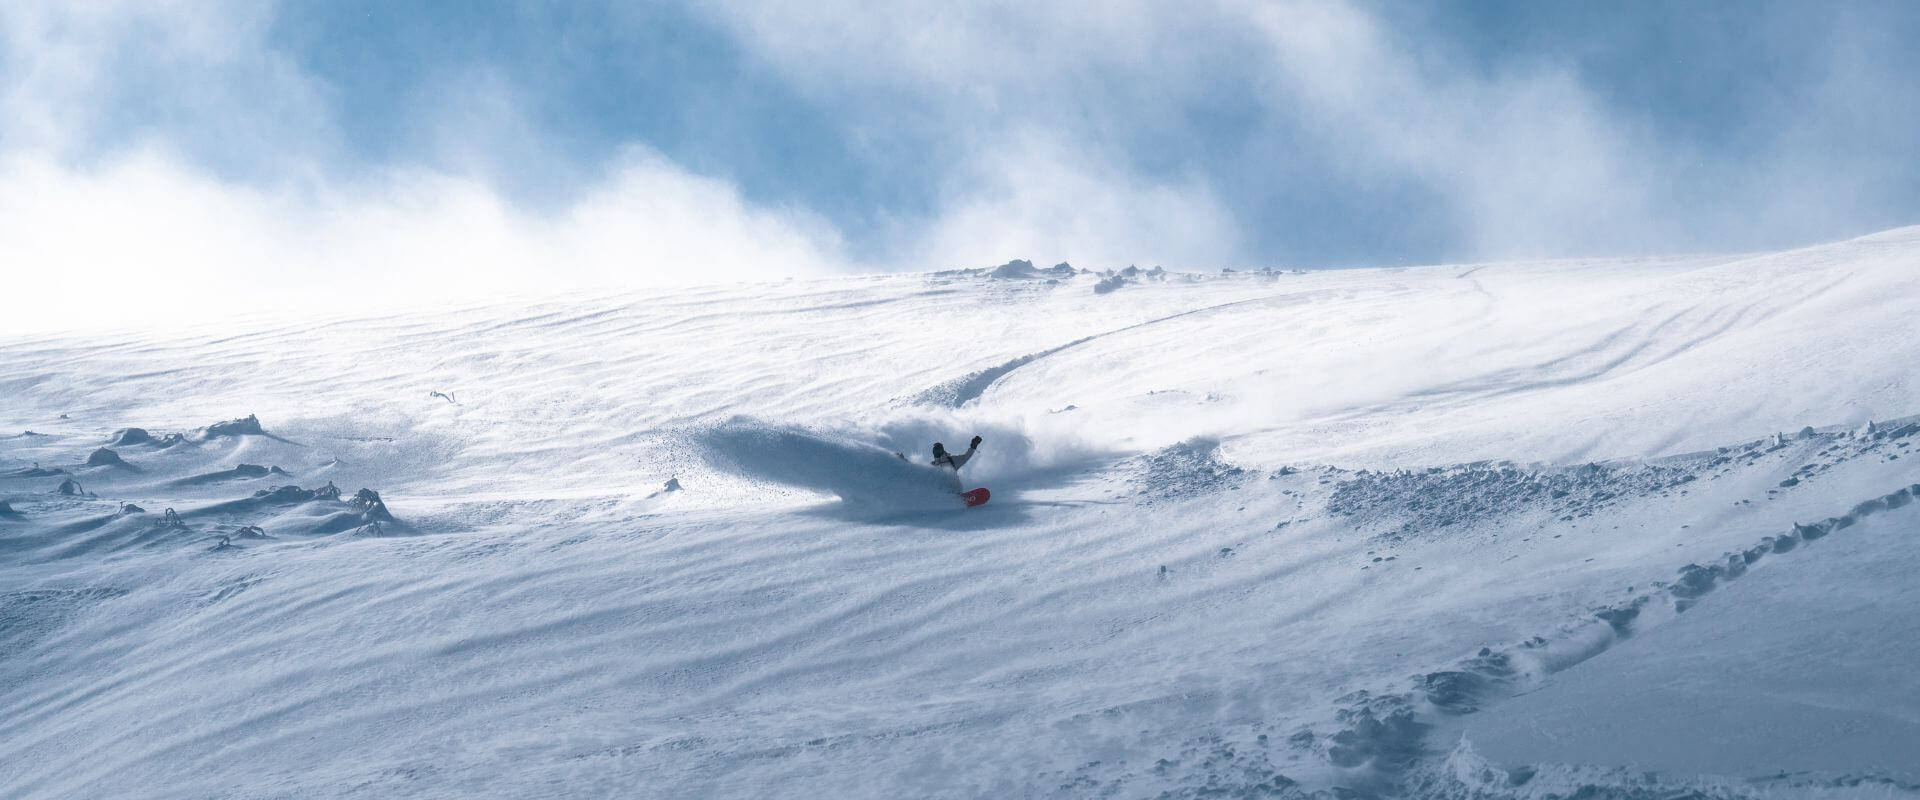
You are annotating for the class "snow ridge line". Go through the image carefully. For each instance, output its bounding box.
[1316,480,1920,797]
[1645,412,1920,467]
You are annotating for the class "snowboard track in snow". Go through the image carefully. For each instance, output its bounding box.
[909,293,1309,408]
[1311,419,1920,798]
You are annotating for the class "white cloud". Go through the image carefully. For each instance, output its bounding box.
[0,2,850,337]
[690,0,1186,98]
[1243,1,1665,258]
[909,131,1241,270]
[1,0,332,165]
[697,0,1665,263]
[702,0,1918,263]
[0,147,848,336]
[694,0,1253,269]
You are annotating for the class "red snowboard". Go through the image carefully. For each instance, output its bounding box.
[962,487,991,507]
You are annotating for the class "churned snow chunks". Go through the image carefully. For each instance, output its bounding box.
[1135,438,1247,502]
[1326,461,1699,538]
[1418,650,1521,716]
[1455,491,1920,790]
[1327,421,1916,546]
[1323,691,1427,771]
[1433,482,1920,769]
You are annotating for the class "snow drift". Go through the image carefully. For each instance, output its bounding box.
[2,227,1920,798]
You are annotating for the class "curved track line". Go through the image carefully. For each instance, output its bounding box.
[911,293,1314,408]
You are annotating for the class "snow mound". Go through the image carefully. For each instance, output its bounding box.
[106,428,154,446]
[987,259,1077,280]
[191,413,266,441]
[167,463,290,487]
[9,482,407,562]
[84,447,134,470]
[183,482,397,534]
[987,258,1039,278]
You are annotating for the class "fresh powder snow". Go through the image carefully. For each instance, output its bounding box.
[3,229,1919,798]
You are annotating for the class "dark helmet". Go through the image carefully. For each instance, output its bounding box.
[932,442,946,455]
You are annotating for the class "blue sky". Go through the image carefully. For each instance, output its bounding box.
[4,1,1918,330]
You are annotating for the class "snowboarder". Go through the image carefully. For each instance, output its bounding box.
[931,436,982,473]
[932,437,991,508]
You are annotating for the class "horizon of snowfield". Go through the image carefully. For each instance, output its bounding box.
[3,225,1919,799]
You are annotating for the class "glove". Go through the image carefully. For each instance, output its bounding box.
[970,435,983,448]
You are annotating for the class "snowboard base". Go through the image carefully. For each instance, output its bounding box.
[962,487,990,507]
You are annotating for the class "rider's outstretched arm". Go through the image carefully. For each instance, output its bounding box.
[948,436,981,469]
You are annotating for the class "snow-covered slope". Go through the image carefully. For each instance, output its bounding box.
[2,228,1918,799]
[1456,503,1920,791]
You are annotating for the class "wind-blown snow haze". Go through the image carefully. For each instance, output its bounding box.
[4,2,1920,799]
